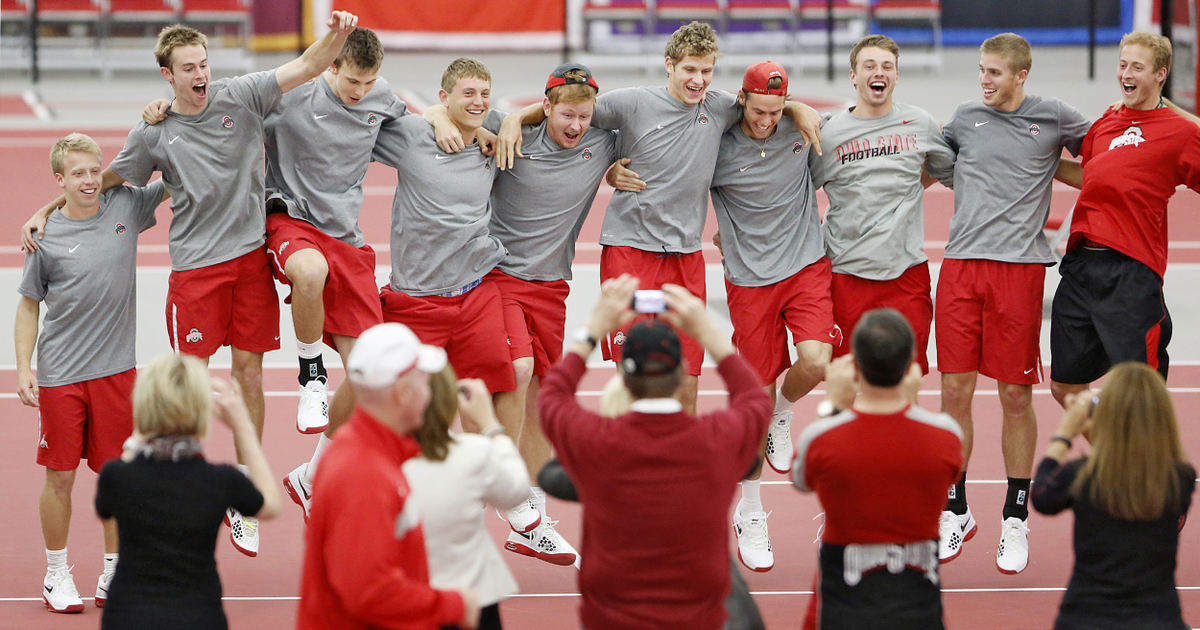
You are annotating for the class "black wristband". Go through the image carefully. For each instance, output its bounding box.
[1050,435,1072,449]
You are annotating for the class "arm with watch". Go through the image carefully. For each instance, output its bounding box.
[1030,389,1094,516]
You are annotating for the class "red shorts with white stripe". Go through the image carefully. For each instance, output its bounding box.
[726,257,842,385]
[830,262,932,374]
[935,258,1045,384]
[166,248,280,358]
[599,245,705,376]
[36,369,135,474]
[486,268,570,378]
[265,213,383,348]
[379,279,516,393]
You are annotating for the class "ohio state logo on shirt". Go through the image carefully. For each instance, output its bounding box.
[221,115,234,129]
[697,113,709,125]
[114,222,126,234]
[793,142,802,153]
[1109,125,1146,150]
[1029,123,1041,136]
[582,148,593,160]
[186,327,203,343]
[367,112,378,125]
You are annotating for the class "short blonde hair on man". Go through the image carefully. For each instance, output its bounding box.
[155,24,208,69]
[665,21,719,65]
[133,353,212,438]
[49,132,102,175]
[981,32,1032,73]
[547,83,598,107]
[1120,31,1173,74]
[440,57,491,93]
[850,34,900,71]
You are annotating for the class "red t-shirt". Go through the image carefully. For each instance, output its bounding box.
[1069,105,1200,278]
[297,408,464,630]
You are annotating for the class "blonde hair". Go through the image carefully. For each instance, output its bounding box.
[981,32,1032,73]
[440,57,491,93]
[1120,31,1173,74]
[665,21,719,64]
[1071,362,1188,520]
[598,375,634,417]
[414,364,458,461]
[155,24,207,69]
[547,83,598,107]
[49,132,102,175]
[133,353,211,438]
[850,34,899,71]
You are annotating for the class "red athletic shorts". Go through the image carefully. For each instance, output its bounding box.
[36,369,135,473]
[265,213,383,347]
[726,257,842,385]
[379,280,516,393]
[167,248,281,358]
[485,268,570,378]
[830,262,933,374]
[599,245,705,376]
[936,258,1045,384]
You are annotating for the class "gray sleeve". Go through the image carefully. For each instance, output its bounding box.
[372,120,407,169]
[1058,99,1092,157]
[592,88,636,130]
[108,126,155,186]
[131,181,165,232]
[17,250,47,301]
[483,109,506,135]
[924,116,956,187]
[226,70,284,117]
[943,110,960,153]
[376,78,409,121]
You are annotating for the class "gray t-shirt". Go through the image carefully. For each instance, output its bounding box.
[943,95,1091,263]
[372,115,504,295]
[711,123,823,287]
[809,102,956,280]
[591,86,740,253]
[18,183,163,386]
[265,76,408,247]
[488,120,617,281]
[110,70,282,271]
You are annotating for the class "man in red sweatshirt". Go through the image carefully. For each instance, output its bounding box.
[539,274,772,629]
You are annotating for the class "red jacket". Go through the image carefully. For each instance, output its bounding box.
[297,408,464,630]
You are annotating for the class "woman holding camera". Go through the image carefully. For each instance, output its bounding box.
[1031,362,1194,630]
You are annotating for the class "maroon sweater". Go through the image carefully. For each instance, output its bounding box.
[539,352,771,630]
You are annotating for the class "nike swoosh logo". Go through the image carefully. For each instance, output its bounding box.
[434,154,450,160]
[168,136,180,144]
[902,119,916,125]
[656,124,665,130]
[313,114,328,120]
[45,584,54,593]
[68,243,80,253]
[526,155,541,160]
[1024,367,1035,375]
[739,165,751,172]
[975,121,989,127]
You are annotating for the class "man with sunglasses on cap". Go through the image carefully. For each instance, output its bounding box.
[538,274,771,630]
[298,322,480,630]
[708,61,838,574]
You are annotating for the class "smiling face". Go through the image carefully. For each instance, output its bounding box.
[439,76,491,133]
[56,151,103,211]
[543,98,594,149]
[979,52,1027,111]
[666,54,716,106]
[738,92,785,140]
[161,44,211,114]
[328,62,379,106]
[1118,44,1168,110]
[850,46,898,116]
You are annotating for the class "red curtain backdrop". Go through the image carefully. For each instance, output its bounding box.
[335,0,565,34]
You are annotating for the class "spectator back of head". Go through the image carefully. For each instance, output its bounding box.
[851,308,914,387]
[620,320,683,399]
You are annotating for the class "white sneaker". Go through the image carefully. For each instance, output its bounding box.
[733,504,774,572]
[43,566,84,613]
[283,463,313,523]
[225,508,260,557]
[765,410,794,473]
[504,519,578,566]
[297,379,330,434]
[937,507,977,563]
[996,517,1030,574]
[95,572,112,608]
[503,498,542,534]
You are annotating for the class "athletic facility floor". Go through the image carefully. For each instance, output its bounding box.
[2,45,1200,629]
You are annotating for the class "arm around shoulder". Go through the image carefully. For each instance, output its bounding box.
[274,11,357,93]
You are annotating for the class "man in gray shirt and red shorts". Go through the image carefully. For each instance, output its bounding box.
[936,33,1090,574]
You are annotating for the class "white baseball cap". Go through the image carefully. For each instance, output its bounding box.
[346,323,447,388]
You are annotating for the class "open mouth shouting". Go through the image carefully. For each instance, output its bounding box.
[192,82,208,101]
[868,80,888,98]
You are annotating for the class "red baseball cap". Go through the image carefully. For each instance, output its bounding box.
[742,61,788,96]
[545,63,599,94]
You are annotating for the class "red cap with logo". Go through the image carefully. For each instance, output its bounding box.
[742,61,788,96]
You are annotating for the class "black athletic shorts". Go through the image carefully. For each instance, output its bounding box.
[809,541,944,630]
[1050,247,1171,384]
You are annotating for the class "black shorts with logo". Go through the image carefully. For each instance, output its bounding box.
[1050,246,1171,384]
[809,541,944,630]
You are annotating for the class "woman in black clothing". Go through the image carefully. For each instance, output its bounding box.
[1032,362,1194,630]
[94,353,281,629]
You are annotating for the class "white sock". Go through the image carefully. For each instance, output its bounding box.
[102,553,118,577]
[530,486,547,516]
[740,480,764,514]
[46,548,67,573]
[306,434,332,484]
[297,339,324,360]
[774,391,793,414]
